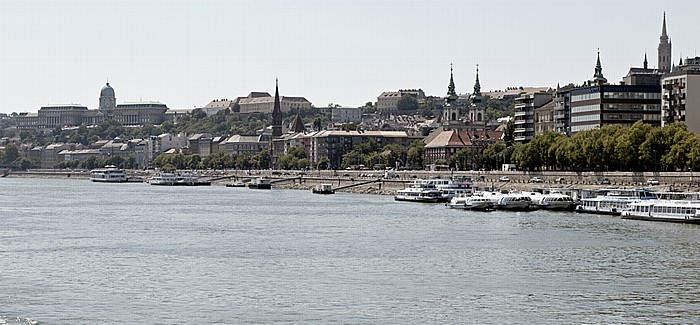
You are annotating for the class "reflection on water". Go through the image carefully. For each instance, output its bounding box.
[2,178,700,324]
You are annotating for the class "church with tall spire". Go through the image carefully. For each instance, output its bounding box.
[658,12,672,73]
[271,79,283,137]
[590,50,608,86]
[468,65,486,128]
[442,64,461,130]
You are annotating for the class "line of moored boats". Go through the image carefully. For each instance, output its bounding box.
[394,178,700,224]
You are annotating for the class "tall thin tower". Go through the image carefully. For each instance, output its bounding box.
[272,79,283,137]
[658,12,672,73]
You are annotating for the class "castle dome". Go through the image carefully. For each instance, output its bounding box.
[100,82,115,97]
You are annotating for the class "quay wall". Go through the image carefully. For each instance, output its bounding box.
[8,169,700,194]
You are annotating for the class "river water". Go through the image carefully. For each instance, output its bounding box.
[2,177,700,324]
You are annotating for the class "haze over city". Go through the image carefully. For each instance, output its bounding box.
[1,0,698,114]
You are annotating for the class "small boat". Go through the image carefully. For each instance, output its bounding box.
[226,181,247,188]
[622,199,700,224]
[148,172,177,185]
[174,172,210,186]
[90,165,127,183]
[312,183,335,194]
[447,194,494,211]
[248,177,272,189]
[394,181,445,203]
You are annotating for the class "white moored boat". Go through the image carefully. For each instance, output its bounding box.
[447,194,494,211]
[481,190,535,211]
[90,165,127,183]
[526,190,577,211]
[148,172,177,185]
[423,177,473,200]
[575,188,656,216]
[312,183,335,194]
[622,199,700,224]
[394,181,445,203]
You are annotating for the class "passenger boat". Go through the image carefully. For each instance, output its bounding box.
[495,193,534,211]
[148,172,177,185]
[622,200,700,224]
[526,190,577,211]
[423,177,474,200]
[394,181,445,203]
[248,177,272,189]
[173,172,210,186]
[226,181,246,188]
[480,190,535,211]
[575,188,656,216]
[447,194,494,211]
[312,183,335,194]
[90,165,127,183]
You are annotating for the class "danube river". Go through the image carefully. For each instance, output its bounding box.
[2,178,700,324]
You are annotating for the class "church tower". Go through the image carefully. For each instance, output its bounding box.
[591,50,608,85]
[443,64,461,130]
[468,65,485,127]
[272,79,283,137]
[658,12,672,73]
[99,82,116,111]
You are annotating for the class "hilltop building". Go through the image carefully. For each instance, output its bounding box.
[237,85,311,114]
[376,89,426,116]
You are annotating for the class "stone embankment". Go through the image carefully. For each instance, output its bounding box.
[8,169,700,194]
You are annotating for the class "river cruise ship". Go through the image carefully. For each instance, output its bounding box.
[394,181,445,203]
[422,177,473,200]
[148,172,177,185]
[575,188,656,216]
[622,200,700,224]
[90,166,127,183]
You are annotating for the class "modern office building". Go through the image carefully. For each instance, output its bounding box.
[570,84,661,133]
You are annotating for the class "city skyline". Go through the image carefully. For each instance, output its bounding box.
[1,0,699,114]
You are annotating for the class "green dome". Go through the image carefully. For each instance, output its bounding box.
[100,83,115,97]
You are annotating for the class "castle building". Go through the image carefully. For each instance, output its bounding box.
[376,89,426,116]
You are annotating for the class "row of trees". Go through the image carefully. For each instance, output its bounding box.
[150,150,272,170]
[340,140,425,170]
[511,121,700,172]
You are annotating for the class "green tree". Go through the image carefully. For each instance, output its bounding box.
[2,143,19,165]
[503,119,515,147]
[316,156,330,170]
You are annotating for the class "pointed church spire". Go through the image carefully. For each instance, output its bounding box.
[661,12,668,39]
[473,64,482,96]
[447,63,457,101]
[592,49,607,85]
[272,78,282,137]
[644,52,648,69]
[658,12,672,73]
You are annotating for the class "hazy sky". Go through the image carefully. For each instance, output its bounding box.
[1,0,698,114]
